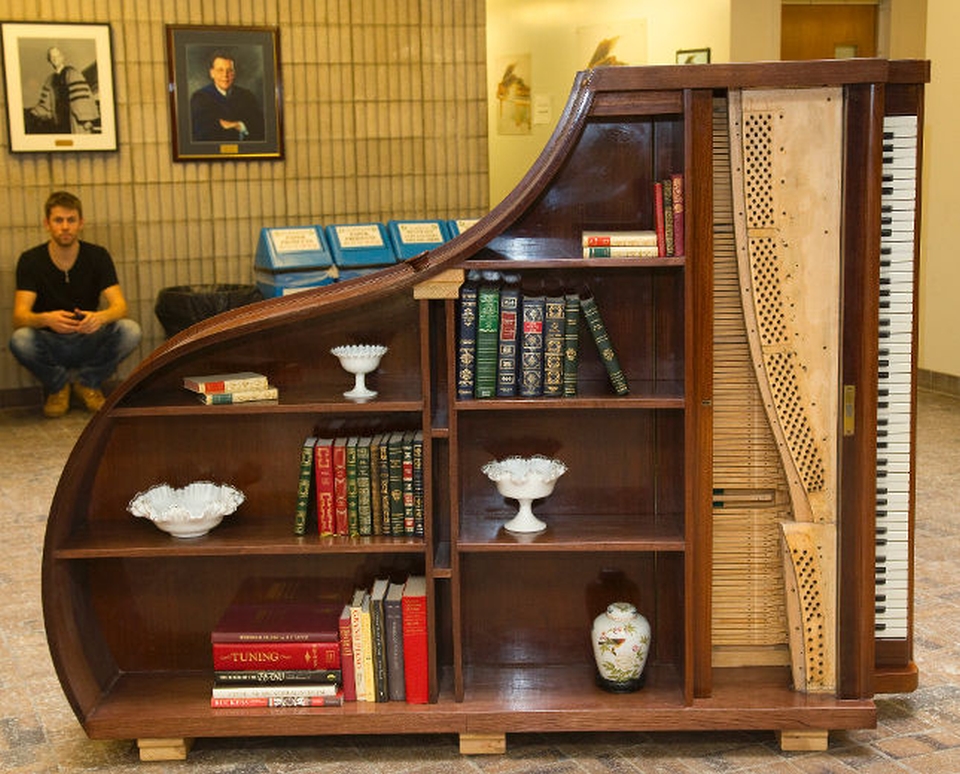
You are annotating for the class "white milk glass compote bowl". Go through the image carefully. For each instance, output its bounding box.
[331,344,388,402]
[482,455,567,533]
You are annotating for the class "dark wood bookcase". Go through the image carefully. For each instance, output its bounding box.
[43,59,927,760]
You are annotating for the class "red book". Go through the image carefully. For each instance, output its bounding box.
[401,576,428,704]
[314,437,335,536]
[212,640,341,670]
[671,173,685,257]
[338,604,357,701]
[332,438,349,535]
[211,694,343,708]
[653,181,666,257]
[211,602,341,643]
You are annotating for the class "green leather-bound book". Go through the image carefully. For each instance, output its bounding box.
[475,274,501,398]
[563,293,580,397]
[580,292,629,396]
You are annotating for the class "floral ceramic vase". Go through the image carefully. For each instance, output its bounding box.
[591,602,651,692]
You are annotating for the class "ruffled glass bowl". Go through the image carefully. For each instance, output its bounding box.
[127,481,245,538]
[481,455,567,533]
[331,344,388,402]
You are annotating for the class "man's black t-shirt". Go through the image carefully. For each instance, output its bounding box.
[15,241,119,314]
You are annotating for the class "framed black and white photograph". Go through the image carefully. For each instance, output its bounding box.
[0,22,117,153]
[166,25,283,161]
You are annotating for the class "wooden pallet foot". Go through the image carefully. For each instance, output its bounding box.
[137,737,194,761]
[460,732,506,754]
[777,729,828,751]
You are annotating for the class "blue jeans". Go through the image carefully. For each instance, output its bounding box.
[9,320,142,393]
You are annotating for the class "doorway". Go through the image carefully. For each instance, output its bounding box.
[781,3,878,60]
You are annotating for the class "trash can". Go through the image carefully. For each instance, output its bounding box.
[154,284,263,338]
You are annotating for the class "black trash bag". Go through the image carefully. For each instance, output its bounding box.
[154,284,263,338]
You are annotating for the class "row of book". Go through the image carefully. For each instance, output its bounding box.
[182,371,279,405]
[457,271,629,400]
[209,576,427,707]
[294,431,424,537]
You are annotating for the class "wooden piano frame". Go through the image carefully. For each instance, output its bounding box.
[42,59,927,761]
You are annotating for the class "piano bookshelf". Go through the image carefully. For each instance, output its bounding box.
[42,59,928,761]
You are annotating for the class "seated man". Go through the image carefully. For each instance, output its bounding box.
[10,191,141,417]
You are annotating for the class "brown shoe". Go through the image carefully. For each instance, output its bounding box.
[72,383,106,413]
[43,385,71,418]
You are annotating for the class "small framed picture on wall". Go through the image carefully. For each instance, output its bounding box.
[0,21,118,153]
[165,25,283,161]
[676,48,711,65]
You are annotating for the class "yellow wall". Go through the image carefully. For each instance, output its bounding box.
[919,0,959,378]
[485,0,731,204]
[0,1,488,398]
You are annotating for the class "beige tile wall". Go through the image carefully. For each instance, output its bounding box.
[0,1,488,399]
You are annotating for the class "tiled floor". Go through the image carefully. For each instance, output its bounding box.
[2,389,958,773]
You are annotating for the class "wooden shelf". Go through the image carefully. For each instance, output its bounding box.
[82,666,874,740]
[56,521,426,559]
[457,513,685,552]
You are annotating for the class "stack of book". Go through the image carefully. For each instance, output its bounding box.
[182,371,279,405]
[339,575,428,704]
[210,578,343,707]
[581,229,659,258]
[293,430,424,538]
[456,271,628,400]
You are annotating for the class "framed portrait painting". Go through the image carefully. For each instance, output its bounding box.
[0,21,118,153]
[166,25,283,161]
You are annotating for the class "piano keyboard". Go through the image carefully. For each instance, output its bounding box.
[875,114,917,641]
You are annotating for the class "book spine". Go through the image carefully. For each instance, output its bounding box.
[333,440,349,536]
[387,433,405,536]
[412,431,424,538]
[563,294,580,398]
[654,180,666,257]
[542,296,566,397]
[671,172,685,257]
[211,683,339,698]
[456,281,478,400]
[662,178,674,256]
[384,590,406,701]
[402,580,429,704]
[349,597,367,700]
[212,640,341,670]
[370,591,389,702]
[184,374,269,394]
[360,597,375,701]
[401,433,415,536]
[293,437,315,536]
[211,694,343,708]
[200,386,278,404]
[583,246,660,258]
[519,295,545,397]
[315,440,335,536]
[581,294,630,396]
[356,437,373,536]
[338,606,357,701]
[378,438,392,535]
[582,231,658,247]
[213,669,340,685]
[345,437,359,537]
[369,434,383,536]
[474,281,500,398]
[495,284,520,397]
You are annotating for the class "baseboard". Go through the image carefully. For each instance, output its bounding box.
[918,368,960,398]
[0,386,42,409]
